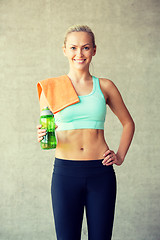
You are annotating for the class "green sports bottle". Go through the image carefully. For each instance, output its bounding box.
[40,107,57,150]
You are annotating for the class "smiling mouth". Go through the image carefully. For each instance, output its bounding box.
[74,59,86,63]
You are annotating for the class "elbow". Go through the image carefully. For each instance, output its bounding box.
[128,119,135,135]
[123,118,135,133]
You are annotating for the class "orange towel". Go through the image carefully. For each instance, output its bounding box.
[37,75,80,114]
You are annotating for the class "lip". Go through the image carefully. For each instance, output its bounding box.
[73,59,86,63]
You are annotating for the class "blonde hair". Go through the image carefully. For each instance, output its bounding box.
[64,25,96,48]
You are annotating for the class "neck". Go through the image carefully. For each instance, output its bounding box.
[67,69,92,82]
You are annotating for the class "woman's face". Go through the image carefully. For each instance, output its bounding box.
[63,32,96,71]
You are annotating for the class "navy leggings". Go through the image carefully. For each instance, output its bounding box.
[51,158,117,240]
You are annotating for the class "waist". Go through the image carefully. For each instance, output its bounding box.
[53,158,114,177]
[55,120,104,131]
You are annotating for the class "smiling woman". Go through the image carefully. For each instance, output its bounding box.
[36,24,135,240]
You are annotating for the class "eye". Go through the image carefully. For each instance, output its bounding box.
[70,46,76,50]
[84,46,89,50]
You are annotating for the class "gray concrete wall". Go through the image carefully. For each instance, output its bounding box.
[0,0,160,239]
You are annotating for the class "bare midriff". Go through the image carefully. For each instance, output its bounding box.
[55,129,109,160]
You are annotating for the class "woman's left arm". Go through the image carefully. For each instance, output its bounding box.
[102,80,135,166]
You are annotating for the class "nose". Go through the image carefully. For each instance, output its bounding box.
[77,48,83,57]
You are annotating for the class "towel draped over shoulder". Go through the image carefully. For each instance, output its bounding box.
[37,75,79,114]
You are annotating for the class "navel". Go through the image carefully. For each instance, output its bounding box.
[80,147,84,151]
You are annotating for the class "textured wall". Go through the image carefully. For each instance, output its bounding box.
[0,0,160,239]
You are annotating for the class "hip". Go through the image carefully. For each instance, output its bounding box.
[53,157,115,178]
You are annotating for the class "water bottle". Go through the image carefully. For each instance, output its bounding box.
[40,107,57,150]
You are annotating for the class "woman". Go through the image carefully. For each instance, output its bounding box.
[37,25,135,240]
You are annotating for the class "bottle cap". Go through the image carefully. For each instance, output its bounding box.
[40,107,53,116]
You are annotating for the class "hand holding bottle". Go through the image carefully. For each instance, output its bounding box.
[37,124,58,142]
[37,125,47,142]
[38,107,57,149]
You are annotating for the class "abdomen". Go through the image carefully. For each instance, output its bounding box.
[55,129,109,160]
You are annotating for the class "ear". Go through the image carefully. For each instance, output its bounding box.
[62,45,67,56]
[92,45,96,56]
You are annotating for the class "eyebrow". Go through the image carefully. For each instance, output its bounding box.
[69,43,91,46]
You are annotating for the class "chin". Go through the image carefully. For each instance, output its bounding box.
[72,62,90,70]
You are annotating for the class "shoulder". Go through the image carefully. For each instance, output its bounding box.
[99,78,117,90]
[98,78,120,102]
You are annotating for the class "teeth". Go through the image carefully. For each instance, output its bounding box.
[74,59,85,63]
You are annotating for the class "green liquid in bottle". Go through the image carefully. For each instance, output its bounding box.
[40,107,57,150]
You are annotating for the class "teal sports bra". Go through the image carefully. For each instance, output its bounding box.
[54,76,106,131]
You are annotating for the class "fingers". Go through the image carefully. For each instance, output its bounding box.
[37,132,46,142]
[36,123,58,143]
[38,136,43,142]
[37,128,46,134]
[103,149,113,157]
[102,149,116,166]
[36,124,46,142]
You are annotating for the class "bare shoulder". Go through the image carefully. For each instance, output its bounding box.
[99,78,120,102]
[99,78,117,90]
